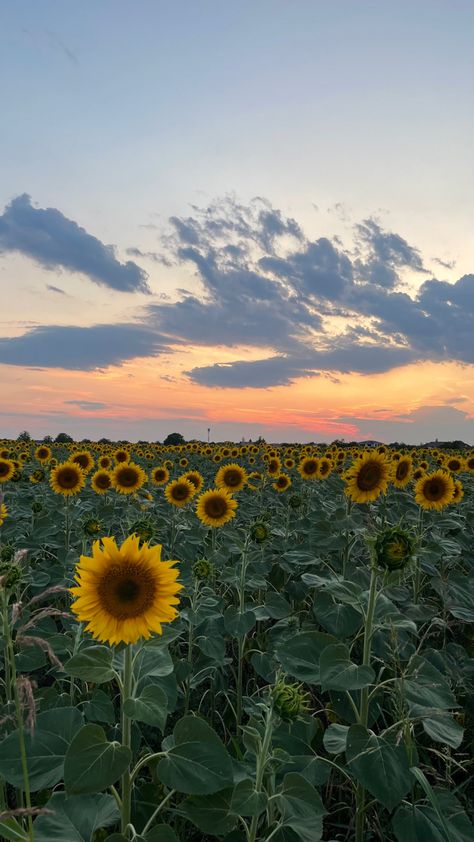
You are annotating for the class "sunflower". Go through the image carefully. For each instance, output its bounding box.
[91,469,112,494]
[111,462,147,495]
[98,455,112,469]
[412,467,425,481]
[267,457,281,478]
[273,473,292,493]
[414,470,455,511]
[452,480,464,503]
[50,462,85,496]
[151,465,170,486]
[0,502,8,526]
[444,456,465,473]
[164,478,196,507]
[114,448,130,463]
[71,450,95,473]
[318,458,333,479]
[0,459,15,483]
[179,457,189,468]
[284,457,295,470]
[69,534,182,646]
[35,445,52,463]
[196,488,238,527]
[247,471,263,491]
[182,470,204,494]
[392,455,413,488]
[465,454,474,473]
[297,457,319,480]
[215,463,247,493]
[344,452,391,503]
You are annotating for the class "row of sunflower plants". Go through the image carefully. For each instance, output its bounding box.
[0,440,473,840]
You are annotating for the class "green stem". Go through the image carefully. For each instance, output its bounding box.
[65,496,71,553]
[355,567,378,842]
[121,645,134,836]
[141,788,175,836]
[236,537,250,732]
[248,704,274,842]
[1,592,33,841]
[413,507,424,602]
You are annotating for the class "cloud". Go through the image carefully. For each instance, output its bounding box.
[64,400,108,410]
[0,194,150,293]
[343,405,474,445]
[0,323,170,370]
[353,218,427,288]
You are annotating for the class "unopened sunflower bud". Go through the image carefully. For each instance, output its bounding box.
[0,561,22,591]
[272,680,309,721]
[192,558,214,580]
[288,493,303,509]
[83,518,103,536]
[373,526,416,571]
[250,521,269,543]
[128,519,155,545]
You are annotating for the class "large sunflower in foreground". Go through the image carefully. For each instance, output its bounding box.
[164,478,196,507]
[91,469,113,494]
[70,534,182,645]
[196,488,238,527]
[0,459,15,483]
[111,462,146,495]
[71,450,95,474]
[215,463,247,493]
[344,452,391,503]
[50,462,85,496]
[414,470,455,511]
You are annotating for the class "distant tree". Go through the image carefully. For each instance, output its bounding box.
[42,435,53,443]
[163,432,185,446]
[98,437,111,444]
[55,432,74,443]
[17,430,31,442]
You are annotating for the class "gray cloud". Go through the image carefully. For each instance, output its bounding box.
[0,194,149,293]
[353,218,427,288]
[0,323,170,369]
[64,400,108,410]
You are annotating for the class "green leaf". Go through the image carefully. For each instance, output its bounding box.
[277,773,325,841]
[323,724,349,755]
[346,725,412,811]
[422,714,464,749]
[402,656,458,716]
[313,592,362,637]
[157,715,234,794]
[0,818,28,841]
[135,640,174,683]
[64,647,115,684]
[145,825,179,842]
[320,644,375,691]
[224,606,256,637]
[392,788,474,842]
[0,707,83,791]
[83,689,115,724]
[265,592,291,619]
[123,685,168,731]
[33,793,119,842]
[230,779,268,817]
[181,789,237,835]
[64,724,132,795]
[276,632,336,684]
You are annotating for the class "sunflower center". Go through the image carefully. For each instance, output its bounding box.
[204,496,228,518]
[304,460,318,475]
[172,483,190,500]
[396,461,409,480]
[0,463,10,477]
[423,479,446,500]
[58,468,80,488]
[117,468,139,487]
[224,470,241,487]
[98,564,156,618]
[96,474,111,488]
[356,461,383,491]
[74,455,90,469]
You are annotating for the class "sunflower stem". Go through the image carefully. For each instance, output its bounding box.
[121,644,134,837]
[355,566,378,842]
[236,535,250,733]
[65,496,71,553]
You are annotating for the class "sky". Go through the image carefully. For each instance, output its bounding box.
[1,0,474,444]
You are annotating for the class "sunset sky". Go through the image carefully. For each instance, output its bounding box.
[1,0,474,443]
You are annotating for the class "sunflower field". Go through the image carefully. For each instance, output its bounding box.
[0,438,474,842]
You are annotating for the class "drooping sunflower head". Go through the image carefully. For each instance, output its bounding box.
[91,469,112,494]
[250,521,270,543]
[343,452,391,503]
[164,478,196,508]
[70,534,183,646]
[392,455,413,488]
[111,462,147,495]
[318,458,333,479]
[35,445,52,463]
[128,518,156,546]
[50,462,86,496]
[83,517,103,536]
[266,457,281,478]
[273,473,292,493]
[151,465,170,486]
[192,557,215,580]
[182,470,204,494]
[71,451,95,473]
[414,470,455,511]
[451,479,464,504]
[215,463,247,494]
[272,680,310,721]
[465,453,474,473]
[372,526,416,572]
[0,459,15,483]
[297,457,319,481]
[196,488,238,528]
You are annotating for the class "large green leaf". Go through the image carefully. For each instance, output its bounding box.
[0,707,83,791]
[277,773,325,841]
[124,685,167,731]
[346,725,412,811]
[0,818,28,841]
[64,647,115,684]
[319,644,375,691]
[64,724,132,795]
[157,716,234,794]
[276,632,336,684]
[33,793,119,841]
[181,789,237,835]
[313,592,362,637]
[83,689,115,724]
[230,779,268,817]
[224,606,256,637]
[135,640,174,683]
[392,789,474,842]
[402,656,458,716]
[422,714,464,749]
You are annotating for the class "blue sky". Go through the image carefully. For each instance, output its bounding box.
[1,0,474,442]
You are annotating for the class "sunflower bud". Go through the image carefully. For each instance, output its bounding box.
[128,519,155,546]
[373,526,416,571]
[192,558,214,580]
[288,493,303,509]
[31,500,43,514]
[272,680,309,721]
[0,560,22,591]
[83,518,103,537]
[250,521,269,543]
